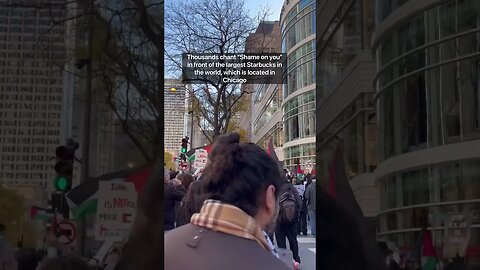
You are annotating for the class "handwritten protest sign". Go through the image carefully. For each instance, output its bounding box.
[95,180,137,241]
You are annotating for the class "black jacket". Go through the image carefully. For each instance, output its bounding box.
[164,183,185,230]
[279,181,302,209]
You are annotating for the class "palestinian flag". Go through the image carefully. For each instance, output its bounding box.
[65,180,98,219]
[65,165,153,219]
[185,144,213,158]
[30,206,53,221]
[420,229,438,270]
[296,164,303,175]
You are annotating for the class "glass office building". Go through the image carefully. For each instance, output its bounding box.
[374,0,480,259]
[280,0,316,171]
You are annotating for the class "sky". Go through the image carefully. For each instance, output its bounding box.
[244,0,284,22]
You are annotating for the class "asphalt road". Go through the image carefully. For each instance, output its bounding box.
[297,236,316,270]
[274,233,316,270]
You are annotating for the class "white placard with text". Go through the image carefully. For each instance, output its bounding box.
[95,180,137,242]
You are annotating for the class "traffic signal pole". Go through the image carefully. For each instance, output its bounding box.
[189,107,194,173]
[78,0,95,256]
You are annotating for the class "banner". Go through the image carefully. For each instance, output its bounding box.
[443,214,471,260]
[95,180,137,242]
[193,149,208,170]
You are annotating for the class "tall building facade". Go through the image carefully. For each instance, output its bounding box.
[0,0,116,191]
[374,0,480,260]
[280,0,316,171]
[248,21,284,160]
[164,79,186,156]
[252,82,284,161]
[316,0,379,221]
[0,1,68,188]
[243,21,282,143]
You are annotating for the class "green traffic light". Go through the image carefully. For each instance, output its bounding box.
[181,147,187,153]
[55,176,69,191]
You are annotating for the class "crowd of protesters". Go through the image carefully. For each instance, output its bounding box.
[161,138,317,268]
[2,132,474,270]
[0,224,119,270]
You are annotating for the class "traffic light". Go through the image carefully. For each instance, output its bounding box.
[52,140,78,218]
[181,137,189,153]
[54,147,73,192]
[54,145,74,192]
[180,137,189,161]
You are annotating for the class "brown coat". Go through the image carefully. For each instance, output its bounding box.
[164,224,290,270]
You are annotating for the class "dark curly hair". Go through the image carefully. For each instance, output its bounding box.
[201,133,284,217]
[176,180,205,227]
[176,173,195,190]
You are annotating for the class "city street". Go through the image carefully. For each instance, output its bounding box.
[275,223,316,270]
[298,236,316,270]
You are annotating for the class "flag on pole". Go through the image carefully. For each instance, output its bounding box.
[327,141,386,270]
[65,165,153,219]
[266,137,284,175]
[65,180,98,219]
[125,165,153,193]
[420,229,438,270]
[267,138,280,164]
[30,206,53,221]
[296,164,303,175]
[186,144,213,157]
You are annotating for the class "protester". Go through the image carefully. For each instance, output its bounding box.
[169,171,178,180]
[16,248,40,270]
[114,162,166,270]
[275,175,303,265]
[176,173,195,191]
[304,177,316,237]
[165,133,291,270]
[164,168,186,231]
[0,224,17,270]
[38,256,92,270]
[294,177,307,236]
[175,180,204,227]
[317,187,368,270]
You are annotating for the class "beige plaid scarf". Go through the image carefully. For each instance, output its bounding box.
[190,200,270,251]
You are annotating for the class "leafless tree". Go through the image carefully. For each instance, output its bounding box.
[165,0,271,143]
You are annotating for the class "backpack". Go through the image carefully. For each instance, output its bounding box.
[278,188,298,224]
